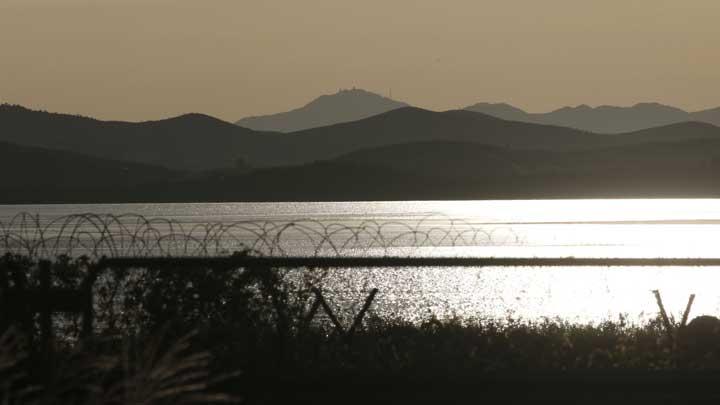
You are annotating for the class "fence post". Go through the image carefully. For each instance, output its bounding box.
[81,264,99,339]
[346,288,379,339]
[301,296,322,331]
[311,287,345,335]
[310,287,379,344]
[680,294,696,328]
[0,258,8,328]
[39,260,52,351]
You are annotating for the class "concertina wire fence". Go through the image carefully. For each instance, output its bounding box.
[0,212,521,259]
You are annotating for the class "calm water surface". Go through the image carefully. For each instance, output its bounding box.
[2,199,720,324]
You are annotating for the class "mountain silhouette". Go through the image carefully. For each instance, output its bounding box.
[0,104,594,171]
[463,102,537,123]
[543,103,690,133]
[69,137,720,203]
[235,88,409,132]
[275,107,596,164]
[275,108,720,165]
[0,104,280,171]
[6,133,720,203]
[338,137,720,179]
[691,107,720,127]
[4,104,720,175]
[0,140,177,196]
[465,102,720,133]
[338,141,523,178]
[194,137,720,201]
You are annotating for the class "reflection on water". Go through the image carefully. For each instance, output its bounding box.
[2,199,720,323]
[320,266,720,324]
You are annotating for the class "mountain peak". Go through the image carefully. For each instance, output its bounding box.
[162,112,225,124]
[690,107,720,127]
[629,102,688,114]
[463,102,532,122]
[464,101,716,133]
[466,102,526,112]
[553,104,592,113]
[306,88,402,109]
[235,88,409,132]
[147,112,238,129]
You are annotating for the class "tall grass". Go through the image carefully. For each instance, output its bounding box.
[4,253,720,404]
[0,327,241,405]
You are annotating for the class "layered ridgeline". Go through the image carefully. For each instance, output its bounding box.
[465,102,720,134]
[5,104,720,173]
[4,102,720,202]
[0,141,182,203]
[0,141,177,188]
[138,137,720,201]
[0,104,276,171]
[235,88,409,132]
[242,88,720,134]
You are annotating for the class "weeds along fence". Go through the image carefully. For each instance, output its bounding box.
[0,212,517,347]
[2,213,720,350]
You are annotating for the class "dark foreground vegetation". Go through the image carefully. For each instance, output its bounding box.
[3,254,720,404]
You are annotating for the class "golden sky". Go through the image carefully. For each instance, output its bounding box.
[1,0,719,121]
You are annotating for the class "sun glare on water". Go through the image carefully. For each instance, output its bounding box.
[4,199,720,324]
[323,199,720,323]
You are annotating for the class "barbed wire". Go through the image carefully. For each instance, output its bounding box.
[0,212,521,259]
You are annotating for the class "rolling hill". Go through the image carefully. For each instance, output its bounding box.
[0,140,179,201]
[213,138,720,201]
[338,142,524,178]
[465,102,720,134]
[0,104,280,171]
[275,107,595,165]
[275,108,720,165]
[7,135,720,203]
[338,138,720,180]
[236,88,409,132]
[691,107,720,127]
[4,104,720,175]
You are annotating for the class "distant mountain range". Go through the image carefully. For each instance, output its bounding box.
[10,136,718,203]
[465,102,720,133]
[235,88,408,132]
[271,108,720,166]
[338,138,720,181]
[235,87,720,134]
[5,100,720,202]
[0,104,277,171]
[0,140,182,203]
[154,137,720,201]
[0,141,176,189]
[4,104,720,173]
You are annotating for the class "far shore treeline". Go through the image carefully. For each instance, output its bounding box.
[3,90,720,203]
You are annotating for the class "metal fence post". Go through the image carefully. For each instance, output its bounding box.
[81,264,100,339]
[39,259,52,351]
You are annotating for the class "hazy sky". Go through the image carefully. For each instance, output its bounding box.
[2,0,720,122]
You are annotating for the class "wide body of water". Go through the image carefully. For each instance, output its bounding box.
[3,199,720,324]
